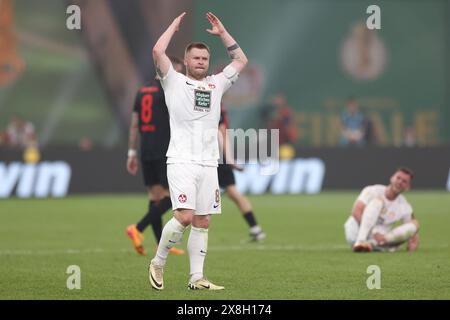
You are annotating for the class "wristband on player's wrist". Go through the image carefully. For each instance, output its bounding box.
[128,149,137,157]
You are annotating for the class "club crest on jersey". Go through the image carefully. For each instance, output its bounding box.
[178,194,187,203]
[194,89,211,112]
[208,83,216,89]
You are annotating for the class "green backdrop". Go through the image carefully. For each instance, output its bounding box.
[193,0,449,146]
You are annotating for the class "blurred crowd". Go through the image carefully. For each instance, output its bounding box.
[258,94,418,154]
[259,94,298,159]
[338,97,417,147]
[0,114,38,149]
[339,97,371,146]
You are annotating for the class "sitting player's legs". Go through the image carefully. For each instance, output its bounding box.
[372,220,419,250]
[353,198,383,252]
[344,216,359,246]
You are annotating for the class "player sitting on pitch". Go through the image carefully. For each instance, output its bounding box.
[344,167,420,252]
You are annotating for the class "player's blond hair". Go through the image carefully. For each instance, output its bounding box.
[184,42,210,57]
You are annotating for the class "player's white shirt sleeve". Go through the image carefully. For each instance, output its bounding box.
[160,63,182,94]
[213,64,239,93]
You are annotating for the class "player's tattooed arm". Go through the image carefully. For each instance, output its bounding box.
[206,12,248,73]
[153,58,164,79]
[227,43,241,60]
[153,12,186,78]
[128,112,139,151]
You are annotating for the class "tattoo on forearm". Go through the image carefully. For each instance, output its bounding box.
[227,43,240,51]
[156,66,163,78]
[154,59,164,78]
[227,43,241,60]
[229,52,241,61]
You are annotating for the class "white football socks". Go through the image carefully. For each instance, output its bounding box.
[250,225,262,235]
[384,222,418,245]
[188,226,209,283]
[153,217,186,266]
[356,198,383,243]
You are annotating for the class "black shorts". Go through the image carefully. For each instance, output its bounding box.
[141,158,168,188]
[218,164,235,188]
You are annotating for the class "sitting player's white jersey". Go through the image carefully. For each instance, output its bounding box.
[357,184,413,228]
[161,64,234,167]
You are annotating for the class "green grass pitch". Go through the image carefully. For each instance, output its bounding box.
[0,192,449,300]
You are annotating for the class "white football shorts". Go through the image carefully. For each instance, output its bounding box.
[167,163,221,215]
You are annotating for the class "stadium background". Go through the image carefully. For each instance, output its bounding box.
[0,0,450,301]
[1,0,449,196]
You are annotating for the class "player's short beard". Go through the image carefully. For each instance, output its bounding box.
[390,183,403,195]
[187,65,208,80]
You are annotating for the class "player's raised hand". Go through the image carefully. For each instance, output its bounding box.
[206,12,225,36]
[171,12,186,31]
[127,155,138,176]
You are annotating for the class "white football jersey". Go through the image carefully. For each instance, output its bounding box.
[161,64,234,166]
[357,184,413,227]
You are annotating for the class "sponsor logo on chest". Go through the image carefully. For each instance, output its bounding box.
[194,87,212,112]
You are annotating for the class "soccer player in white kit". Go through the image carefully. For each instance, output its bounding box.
[148,12,248,290]
[344,168,420,252]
